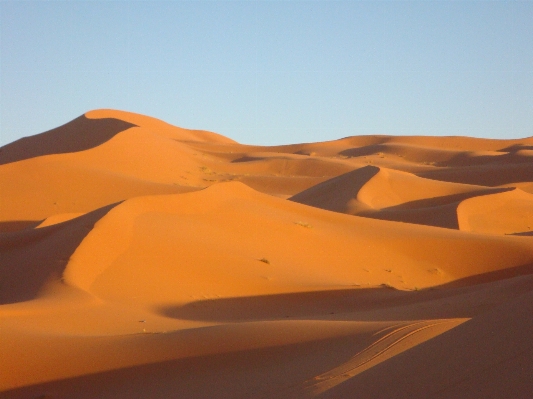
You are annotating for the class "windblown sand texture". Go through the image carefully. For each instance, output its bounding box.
[1,109,533,398]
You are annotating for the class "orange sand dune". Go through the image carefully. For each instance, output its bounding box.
[289,165,511,229]
[457,188,533,235]
[233,134,533,160]
[1,110,533,398]
[86,109,236,144]
[0,110,233,223]
[0,155,194,223]
[290,165,504,211]
[57,182,533,306]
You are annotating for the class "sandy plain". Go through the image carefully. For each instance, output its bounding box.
[1,109,533,398]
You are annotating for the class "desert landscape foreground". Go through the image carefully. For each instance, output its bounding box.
[1,109,533,398]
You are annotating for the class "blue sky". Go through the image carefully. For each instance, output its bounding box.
[1,1,532,146]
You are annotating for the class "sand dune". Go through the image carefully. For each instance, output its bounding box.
[58,181,533,305]
[1,110,533,398]
[86,109,237,144]
[457,188,533,235]
[289,165,510,229]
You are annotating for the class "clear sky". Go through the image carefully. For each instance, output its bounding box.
[1,1,532,146]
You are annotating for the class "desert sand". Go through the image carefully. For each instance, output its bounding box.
[1,109,533,398]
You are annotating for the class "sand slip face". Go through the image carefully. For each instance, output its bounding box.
[1,109,533,398]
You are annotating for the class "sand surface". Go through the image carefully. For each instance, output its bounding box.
[1,110,533,398]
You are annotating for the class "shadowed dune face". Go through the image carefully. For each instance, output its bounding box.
[319,287,533,399]
[420,162,533,186]
[0,221,41,233]
[1,332,390,399]
[2,110,533,398]
[0,115,136,165]
[337,136,533,166]
[0,203,118,304]
[159,274,533,322]
[289,165,380,213]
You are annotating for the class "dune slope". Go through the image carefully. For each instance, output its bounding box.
[1,110,533,398]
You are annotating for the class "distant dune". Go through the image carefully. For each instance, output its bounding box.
[1,109,532,398]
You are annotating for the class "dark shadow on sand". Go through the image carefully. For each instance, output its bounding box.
[0,333,365,399]
[0,220,42,233]
[356,187,512,230]
[418,162,533,186]
[288,166,380,212]
[509,231,533,237]
[290,168,512,230]
[159,265,533,323]
[0,115,136,165]
[0,202,121,304]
